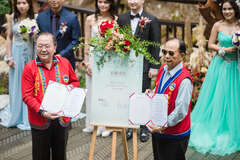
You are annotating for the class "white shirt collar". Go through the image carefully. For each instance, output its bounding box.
[163,62,183,77]
[130,9,143,17]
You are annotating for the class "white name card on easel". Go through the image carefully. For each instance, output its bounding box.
[129,93,168,127]
[40,81,87,118]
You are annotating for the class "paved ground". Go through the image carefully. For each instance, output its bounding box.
[0,116,240,160]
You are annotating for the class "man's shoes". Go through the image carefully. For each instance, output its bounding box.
[140,129,149,142]
[126,128,133,140]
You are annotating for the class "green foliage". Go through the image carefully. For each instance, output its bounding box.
[76,21,161,70]
[79,72,86,89]
[0,0,11,14]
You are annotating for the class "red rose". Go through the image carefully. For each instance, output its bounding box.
[123,48,129,53]
[140,20,146,25]
[195,72,200,77]
[124,40,131,46]
[99,20,114,35]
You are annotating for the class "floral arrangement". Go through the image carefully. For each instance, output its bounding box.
[18,18,39,41]
[232,31,240,47]
[76,19,160,69]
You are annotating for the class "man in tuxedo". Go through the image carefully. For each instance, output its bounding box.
[37,0,81,70]
[117,0,160,142]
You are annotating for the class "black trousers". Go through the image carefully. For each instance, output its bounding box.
[152,134,190,160]
[142,72,151,92]
[31,120,69,160]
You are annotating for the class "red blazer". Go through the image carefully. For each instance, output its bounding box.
[21,56,80,130]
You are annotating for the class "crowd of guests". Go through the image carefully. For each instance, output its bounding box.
[0,0,240,160]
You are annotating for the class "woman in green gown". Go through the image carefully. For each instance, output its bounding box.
[189,0,240,155]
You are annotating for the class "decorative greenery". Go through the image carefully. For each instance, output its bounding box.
[75,19,160,69]
[0,0,11,14]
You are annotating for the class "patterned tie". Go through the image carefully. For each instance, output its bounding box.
[52,14,56,36]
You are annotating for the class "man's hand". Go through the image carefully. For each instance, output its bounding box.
[148,69,158,78]
[43,111,59,120]
[147,124,167,133]
[145,89,153,94]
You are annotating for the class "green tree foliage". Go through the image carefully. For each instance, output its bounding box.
[0,0,11,14]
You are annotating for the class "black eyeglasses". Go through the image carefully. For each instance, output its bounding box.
[162,49,175,56]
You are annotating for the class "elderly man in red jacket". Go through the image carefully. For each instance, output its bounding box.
[146,38,193,160]
[21,32,80,160]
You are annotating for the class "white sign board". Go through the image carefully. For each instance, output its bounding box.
[91,51,143,127]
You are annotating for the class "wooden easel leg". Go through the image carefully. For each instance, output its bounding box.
[88,126,98,160]
[121,128,129,160]
[132,128,138,160]
[111,131,117,160]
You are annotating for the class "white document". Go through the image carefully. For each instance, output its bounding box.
[40,81,87,117]
[128,93,168,127]
[128,93,152,125]
[151,94,168,127]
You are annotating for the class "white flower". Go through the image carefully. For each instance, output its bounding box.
[18,18,39,41]
[59,22,67,34]
[232,31,240,47]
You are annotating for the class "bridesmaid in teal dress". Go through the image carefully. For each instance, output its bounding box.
[0,0,35,130]
[189,0,240,155]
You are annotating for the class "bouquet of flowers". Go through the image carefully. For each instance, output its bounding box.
[232,31,240,47]
[77,19,160,69]
[18,18,39,41]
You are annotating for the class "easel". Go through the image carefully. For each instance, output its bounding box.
[88,124,139,160]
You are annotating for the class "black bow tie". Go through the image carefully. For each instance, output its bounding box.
[130,14,141,19]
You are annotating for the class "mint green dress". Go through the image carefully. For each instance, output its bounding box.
[189,32,240,155]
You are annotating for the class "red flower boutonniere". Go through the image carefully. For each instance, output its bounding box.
[139,17,151,32]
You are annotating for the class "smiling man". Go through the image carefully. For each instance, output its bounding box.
[146,38,193,160]
[37,0,81,70]
[21,33,80,160]
[117,0,160,142]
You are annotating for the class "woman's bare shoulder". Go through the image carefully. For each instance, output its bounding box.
[214,20,224,27]
[86,14,96,24]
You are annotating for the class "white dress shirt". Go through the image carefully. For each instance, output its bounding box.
[130,9,143,35]
[157,62,193,127]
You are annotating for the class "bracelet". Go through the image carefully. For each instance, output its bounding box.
[4,55,13,63]
[218,47,225,56]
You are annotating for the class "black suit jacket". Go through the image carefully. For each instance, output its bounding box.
[117,10,160,73]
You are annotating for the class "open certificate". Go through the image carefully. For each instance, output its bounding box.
[40,81,87,118]
[128,93,168,127]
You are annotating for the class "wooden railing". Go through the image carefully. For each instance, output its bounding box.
[37,0,198,44]
[159,0,206,4]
